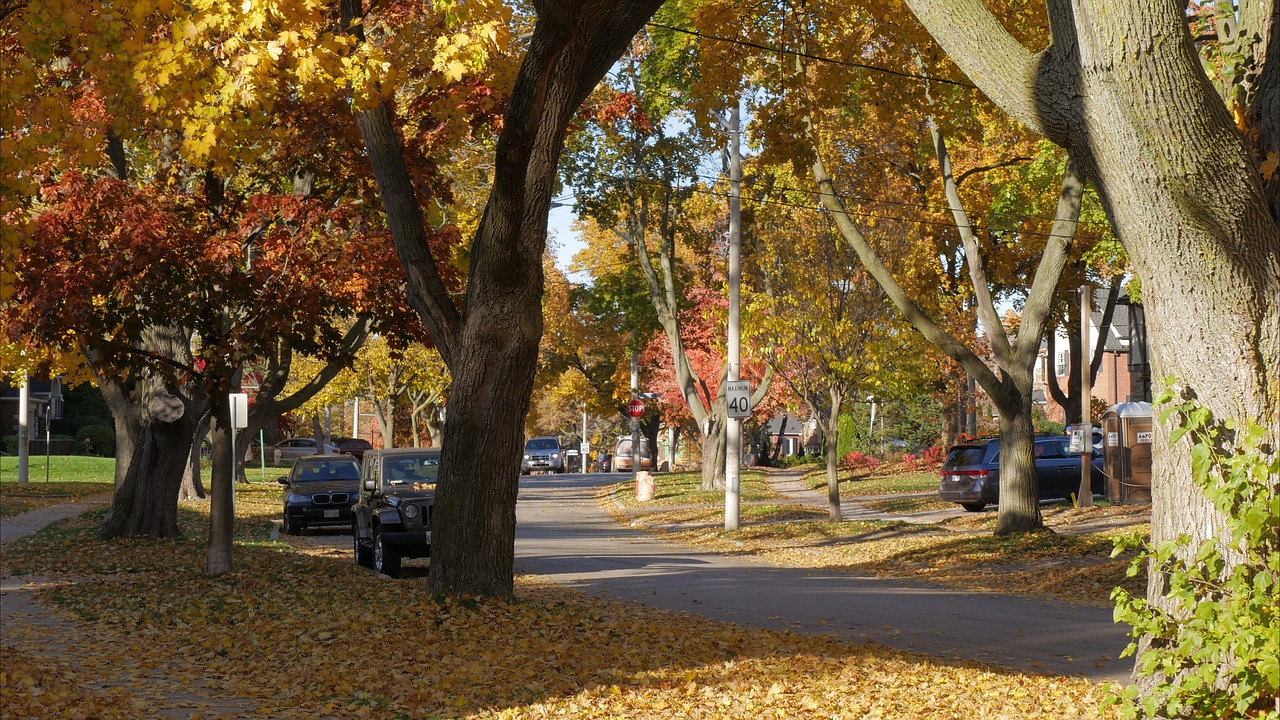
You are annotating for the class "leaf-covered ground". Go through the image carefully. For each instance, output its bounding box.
[605,472,1149,608]
[1,483,1121,719]
[0,481,113,518]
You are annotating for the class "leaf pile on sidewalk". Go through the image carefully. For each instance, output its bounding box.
[1,485,1119,719]
[0,481,111,518]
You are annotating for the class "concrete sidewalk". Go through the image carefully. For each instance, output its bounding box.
[1,494,111,547]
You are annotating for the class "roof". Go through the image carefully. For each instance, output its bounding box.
[765,414,806,435]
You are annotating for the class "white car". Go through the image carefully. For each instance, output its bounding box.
[269,438,337,463]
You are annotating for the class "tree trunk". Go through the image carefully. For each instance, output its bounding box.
[991,382,1042,535]
[341,0,666,596]
[94,328,207,539]
[180,410,208,500]
[205,391,235,575]
[699,418,727,490]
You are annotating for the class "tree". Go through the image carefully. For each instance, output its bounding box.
[342,0,668,596]
[563,31,775,490]
[748,170,934,520]
[901,0,1279,696]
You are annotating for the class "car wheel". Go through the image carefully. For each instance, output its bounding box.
[960,502,987,512]
[353,530,373,568]
[283,513,302,536]
[374,531,401,578]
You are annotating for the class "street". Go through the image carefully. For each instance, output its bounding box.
[513,472,1133,682]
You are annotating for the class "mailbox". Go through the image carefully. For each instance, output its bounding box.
[1101,401,1153,504]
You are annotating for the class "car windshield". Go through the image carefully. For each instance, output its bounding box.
[526,439,559,451]
[293,460,360,482]
[615,440,651,457]
[383,455,440,485]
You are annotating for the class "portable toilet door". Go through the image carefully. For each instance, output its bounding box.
[1101,401,1153,504]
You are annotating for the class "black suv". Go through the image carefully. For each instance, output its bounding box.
[278,454,362,535]
[352,448,438,577]
[938,435,1104,512]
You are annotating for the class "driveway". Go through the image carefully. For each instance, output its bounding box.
[513,472,1133,682]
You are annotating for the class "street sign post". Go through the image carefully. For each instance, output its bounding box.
[725,380,751,419]
[625,399,645,418]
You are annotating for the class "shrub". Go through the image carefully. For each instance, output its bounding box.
[841,451,880,472]
[1107,379,1279,720]
[921,445,945,466]
[75,425,115,457]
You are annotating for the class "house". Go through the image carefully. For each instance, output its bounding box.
[762,413,815,458]
[1033,289,1152,424]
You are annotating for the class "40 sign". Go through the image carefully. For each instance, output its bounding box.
[725,380,751,419]
[625,399,646,418]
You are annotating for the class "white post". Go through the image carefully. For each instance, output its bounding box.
[17,372,29,483]
[582,407,588,473]
[725,101,742,532]
[352,397,360,440]
[1078,285,1094,508]
[868,397,877,450]
[631,346,640,479]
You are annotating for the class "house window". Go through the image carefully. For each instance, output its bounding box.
[1055,348,1069,377]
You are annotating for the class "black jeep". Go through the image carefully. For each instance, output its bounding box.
[352,448,438,577]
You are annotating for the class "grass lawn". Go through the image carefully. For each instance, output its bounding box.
[0,482,1120,719]
[801,465,942,496]
[0,456,116,518]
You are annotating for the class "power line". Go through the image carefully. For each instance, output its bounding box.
[645,21,977,90]
[576,170,1109,238]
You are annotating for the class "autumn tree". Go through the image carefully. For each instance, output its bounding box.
[563,27,776,490]
[340,0,668,596]
[896,0,1280,699]
[747,169,936,520]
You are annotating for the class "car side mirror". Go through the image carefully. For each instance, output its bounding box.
[363,478,376,492]
[276,476,288,485]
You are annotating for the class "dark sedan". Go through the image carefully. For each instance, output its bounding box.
[938,435,1104,512]
[334,437,373,461]
[278,454,363,535]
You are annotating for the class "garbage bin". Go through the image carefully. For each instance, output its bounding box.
[1101,401,1153,504]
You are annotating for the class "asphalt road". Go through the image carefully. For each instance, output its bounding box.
[513,471,1134,682]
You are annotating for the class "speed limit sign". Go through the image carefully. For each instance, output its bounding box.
[725,380,751,418]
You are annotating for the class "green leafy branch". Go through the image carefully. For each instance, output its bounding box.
[1107,377,1279,720]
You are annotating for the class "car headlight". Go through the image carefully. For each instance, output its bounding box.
[286,493,309,504]
[402,504,420,520]
[523,454,530,460]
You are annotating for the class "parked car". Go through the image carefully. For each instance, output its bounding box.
[938,435,1105,512]
[352,448,438,577]
[334,437,373,461]
[278,454,362,535]
[612,437,654,472]
[269,437,336,463]
[521,436,565,474]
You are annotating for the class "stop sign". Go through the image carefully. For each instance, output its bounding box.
[625,399,645,418]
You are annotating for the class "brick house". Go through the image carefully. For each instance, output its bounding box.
[1034,290,1152,424]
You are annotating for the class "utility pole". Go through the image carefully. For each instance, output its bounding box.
[725,101,742,531]
[17,371,29,483]
[1078,285,1094,508]
[631,342,640,480]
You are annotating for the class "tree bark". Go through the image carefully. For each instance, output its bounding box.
[94,326,208,539]
[205,390,234,575]
[905,0,1280,687]
[343,0,666,596]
